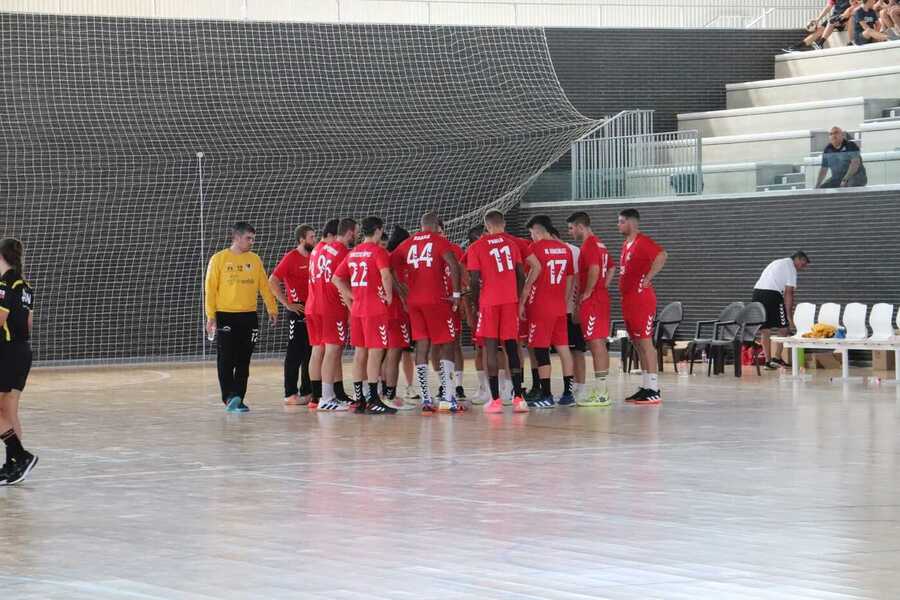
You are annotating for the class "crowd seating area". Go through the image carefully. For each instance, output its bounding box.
[678,40,900,193]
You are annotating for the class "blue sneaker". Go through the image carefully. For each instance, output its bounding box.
[225,396,244,413]
[557,392,576,406]
[236,400,250,413]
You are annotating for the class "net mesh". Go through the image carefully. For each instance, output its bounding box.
[0,12,600,363]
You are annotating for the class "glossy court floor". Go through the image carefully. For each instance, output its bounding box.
[3,359,900,600]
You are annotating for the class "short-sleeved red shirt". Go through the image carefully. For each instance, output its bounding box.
[272,248,310,304]
[316,240,350,318]
[526,239,574,319]
[334,242,392,318]
[619,233,663,295]
[578,235,614,304]
[391,231,453,307]
[466,232,522,307]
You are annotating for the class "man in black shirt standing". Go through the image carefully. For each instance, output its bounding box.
[816,127,867,188]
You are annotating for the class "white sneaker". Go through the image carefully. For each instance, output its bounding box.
[404,385,421,400]
[317,399,349,412]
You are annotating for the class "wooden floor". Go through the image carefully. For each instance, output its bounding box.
[3,359,900,599]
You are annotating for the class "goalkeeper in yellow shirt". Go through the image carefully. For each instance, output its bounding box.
[205,222,278,413]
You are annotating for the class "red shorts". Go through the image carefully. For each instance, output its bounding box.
[319,312,350,346]
[408,303,457,345]
[622,289,657,340]
[518,316,530,341]
[527,315,568,348]
[306,314,323,346]
[351,315,390,349]
[579,300,611,341]
[388,318,412,349]
[476,303,520,341]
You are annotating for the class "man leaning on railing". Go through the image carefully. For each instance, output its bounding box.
[815,127,867,189]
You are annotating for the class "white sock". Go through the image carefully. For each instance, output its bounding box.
[415,364,433,403]
[440,360,455,402]
[322,382,335,402]
[647,373,659,392]
[455,371,463,387]
[477,371,487,391]
[641,372,649,389]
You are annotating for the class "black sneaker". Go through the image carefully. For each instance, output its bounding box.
[632,389,661,405]
[366,399,398,415]
[625,388,650,403]
[0,462,10,486]
[4,453,38,485]
[337,392,354,405]
[353,400,368,414]
[455,385,466,400]
[764,361,779,371]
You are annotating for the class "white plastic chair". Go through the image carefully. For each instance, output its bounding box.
[818,303,841,328]
[869,303,895,341]
[793,303,816,337]
[842,303,868,340]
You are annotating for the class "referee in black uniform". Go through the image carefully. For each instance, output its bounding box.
[0,238,38,486]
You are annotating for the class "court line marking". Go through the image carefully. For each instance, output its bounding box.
[26,370,173,393]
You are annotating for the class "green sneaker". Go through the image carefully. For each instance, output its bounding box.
[576,388,611,407]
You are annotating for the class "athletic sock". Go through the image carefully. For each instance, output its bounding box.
[647,373,659,392]
[334,381,346,398]
[511,372,525,398]
[415,364,433,404]
[353,381,365,404]
[311,380,322,401]
[477,371,488,391]
[595,370,609,393]
[489,375,500,400]
[385,386,397,400]
[367,382,380,402]
[563,375,574,396]
[1,429,26,462]
[530,368,540,390]
[539,378,552,397]
[321,382,335,402]
[439,360,455,401]
[455,370,463,387]
[641,372,649,389]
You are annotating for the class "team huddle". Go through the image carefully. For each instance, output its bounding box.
[204,207,667,416]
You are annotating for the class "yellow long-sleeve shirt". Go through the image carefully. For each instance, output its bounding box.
[205,249,277,319]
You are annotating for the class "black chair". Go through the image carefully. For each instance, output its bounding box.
[654,301,683,373]
[687,301,745,374]
[706,302,767,377]
[613,301,683,373]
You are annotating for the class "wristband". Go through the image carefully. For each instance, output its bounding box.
[452,292,461,299]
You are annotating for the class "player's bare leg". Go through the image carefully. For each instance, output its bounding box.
[319,343,346,411]
[473,344,488,405]
[382,348,406,409]
[526,347,542,402]
[572,348,587,399]
[0,390,22,439]
[482,338,506,413]
[453,338,466,403]
[435,342,459,413]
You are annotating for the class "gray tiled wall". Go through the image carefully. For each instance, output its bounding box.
[509,189,900,338]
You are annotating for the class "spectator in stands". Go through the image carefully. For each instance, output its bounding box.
[853,0,890,43]
[881,0,900,40]
[784,0,845,51]
[813,0,858,48]
[816,127,867,188]
[752,252,811,370]
[878,0,900,38]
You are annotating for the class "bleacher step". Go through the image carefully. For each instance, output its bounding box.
[774,39,900,79]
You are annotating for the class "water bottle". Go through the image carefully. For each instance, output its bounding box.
[207,325,216,342]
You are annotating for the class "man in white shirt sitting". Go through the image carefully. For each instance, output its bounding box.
[752,251,811,369]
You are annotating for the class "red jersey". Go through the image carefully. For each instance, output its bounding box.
[306,242,323,315]
[316,240,350,318]
[334,242,391,318]
[443,242,465,297]
[526,239,573,319]
[578,235,613,303]
[391,230,454,307]
[272,248,310,304]
[619,233,663,295]
[466,232,522,307]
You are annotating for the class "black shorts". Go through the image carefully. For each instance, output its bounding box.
[567,314,587,353]
[752,289,788,329]
[0,343,33,393]
[827,12,848,29]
